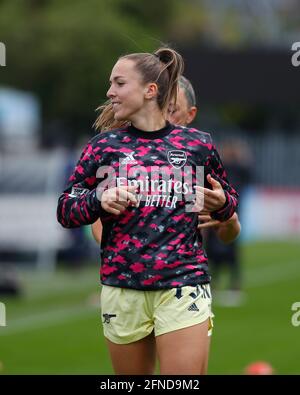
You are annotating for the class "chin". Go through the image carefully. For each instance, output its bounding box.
[114,112,126,121]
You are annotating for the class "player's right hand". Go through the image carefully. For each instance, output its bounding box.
[100,186,138,215]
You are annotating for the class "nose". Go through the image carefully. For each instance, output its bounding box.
[107,84,115,99]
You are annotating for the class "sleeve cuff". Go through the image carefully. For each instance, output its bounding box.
[211,191,236,222]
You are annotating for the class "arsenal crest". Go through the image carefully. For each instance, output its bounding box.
[167,150,187,169]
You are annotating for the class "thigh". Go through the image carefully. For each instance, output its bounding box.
[100,285,156,374]
[156,319,209,375]
[201,328,212,375]
[106,331,156,375]
[100,285,153,344]
[154,284,213,375]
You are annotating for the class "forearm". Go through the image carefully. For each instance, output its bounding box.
[91,219,103,243]
[56,140,114,228]
[57,189,101,228]
[208,145,239,223]
[211,190,238,223]
[216,213,241,244]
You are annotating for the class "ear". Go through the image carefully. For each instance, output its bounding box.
[186,106,197,124]
[144,83,158,100]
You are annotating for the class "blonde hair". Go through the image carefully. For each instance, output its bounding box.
[94,47,184,132]
[94,101,128,132]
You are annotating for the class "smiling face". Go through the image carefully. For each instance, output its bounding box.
[106,58,148,122]
[167,87,197,127]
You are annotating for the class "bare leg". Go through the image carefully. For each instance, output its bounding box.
[106,331,156,375]
[200,335,211,375]
[156,319,210,375]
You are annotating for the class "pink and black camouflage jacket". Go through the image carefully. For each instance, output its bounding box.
[57,123,238,290]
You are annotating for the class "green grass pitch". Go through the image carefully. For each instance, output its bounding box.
[0,241,299,374]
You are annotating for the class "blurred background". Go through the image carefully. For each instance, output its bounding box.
[0,0,300,375]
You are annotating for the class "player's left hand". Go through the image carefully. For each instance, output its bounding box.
[197,211,221,229]
[195,174,226,212]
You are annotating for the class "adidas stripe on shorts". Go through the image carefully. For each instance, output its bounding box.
[100,283,214,344]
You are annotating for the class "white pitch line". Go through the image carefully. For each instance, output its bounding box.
[0,304,99,336]
[20,272,100,300]
[1,261,298,336]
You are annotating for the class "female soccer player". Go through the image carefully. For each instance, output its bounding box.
[57,47,238,375]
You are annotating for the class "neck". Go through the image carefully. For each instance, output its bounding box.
[130,106,166,131]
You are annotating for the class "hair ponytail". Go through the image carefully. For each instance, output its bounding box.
[153,47,184,113]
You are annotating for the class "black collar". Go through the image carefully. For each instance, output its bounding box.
[127,121,174,139]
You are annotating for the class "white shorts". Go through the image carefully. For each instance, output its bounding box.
[100,283,214,344]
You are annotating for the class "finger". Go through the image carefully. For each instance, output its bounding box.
[126,192,138,205]
[198,215,212,223]
[206,198,226,212]
[195,185,204,193]
[198,220,220,229]
[105,206,122,215]
[117,188,137,204]
[107,194,129,207]
[127,185,138,192]
[195,185,215,198]
[118,185,138,193]
[116,200,129,208]
[199,210,211,217]
[109,202,128,212]
[207,174,221,190]
[203,201,219,212]
[198,223,217,230]
[193,197,204,212]
[198,212,212,219]
[202,193,223,208]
